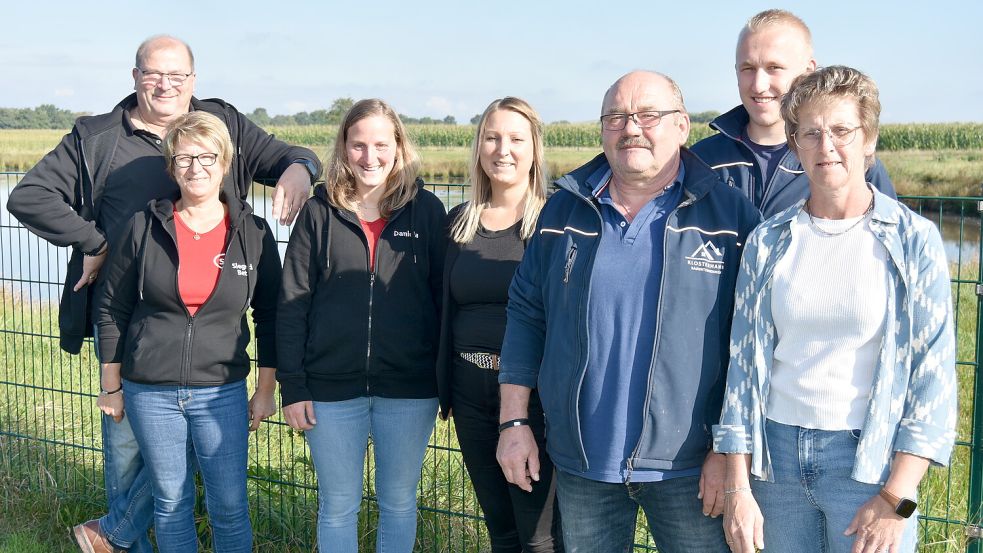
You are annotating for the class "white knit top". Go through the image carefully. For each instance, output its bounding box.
[767,210,889,430]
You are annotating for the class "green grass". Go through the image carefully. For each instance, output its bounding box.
[0,284,492,552]
[1,209,980,551]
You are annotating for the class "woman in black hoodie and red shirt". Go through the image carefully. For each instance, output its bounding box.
[277,99,446,553]
[95,111,281,552]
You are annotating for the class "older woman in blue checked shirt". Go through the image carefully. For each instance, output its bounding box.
[713,66,957,553]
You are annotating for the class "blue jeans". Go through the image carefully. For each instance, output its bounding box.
[99,412,154,552]
[99,413,154,553]
[305,396,438,553]
[751,420,918,553]
[554,470,727,553]
[93,325,154,552]
[124,379,252,553]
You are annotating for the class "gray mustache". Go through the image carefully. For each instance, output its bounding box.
[617,137,653,149]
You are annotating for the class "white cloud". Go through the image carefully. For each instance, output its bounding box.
[54,88,75,97]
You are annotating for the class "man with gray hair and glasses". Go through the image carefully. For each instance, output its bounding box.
[496,70,760,552]
[691,9,895,218]
[7,34,321,552]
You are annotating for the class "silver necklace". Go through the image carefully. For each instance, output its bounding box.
[805,192,874,237]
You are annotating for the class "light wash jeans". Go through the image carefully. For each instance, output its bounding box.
[751,419,918,553]
[99,412,154,551]
[94,325,154,552]
[124,379,252,553]
[554,470,728,553]
[305,396,438,553]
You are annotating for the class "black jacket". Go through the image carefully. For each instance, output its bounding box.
[436,204,465,419]
[6,94,320,353]
[276,181,447,406]
[95,195,280,386]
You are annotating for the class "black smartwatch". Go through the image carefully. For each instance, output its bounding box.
[879,488,917,518]
[293,159,318,183]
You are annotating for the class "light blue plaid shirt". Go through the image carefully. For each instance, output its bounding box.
[713,189,957,485]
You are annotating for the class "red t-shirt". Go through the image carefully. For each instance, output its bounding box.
[360,217,388,271]
[174,211,230,316]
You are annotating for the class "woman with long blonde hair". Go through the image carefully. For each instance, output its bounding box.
[437,97,561,552]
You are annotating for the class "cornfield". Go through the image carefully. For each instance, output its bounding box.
[265,123,982,150]
[2,123,981,174]
[877,123,983,150]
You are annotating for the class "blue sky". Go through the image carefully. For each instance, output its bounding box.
[5,1,981,124]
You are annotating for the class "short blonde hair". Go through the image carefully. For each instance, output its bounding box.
[325,99,420,218]
[738,9,813,57]
[450,97,548,243]
[163,112,233,175]
[781,65,881,170]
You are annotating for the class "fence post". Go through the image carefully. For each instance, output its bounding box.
[969,195,983,553]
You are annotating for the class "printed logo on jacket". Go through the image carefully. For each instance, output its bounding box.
[685,240,725,275]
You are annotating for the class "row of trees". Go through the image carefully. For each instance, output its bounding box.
[248,104,721,127]
[0,101,720,130]
[246,98,459,126]
[0,105,88,129]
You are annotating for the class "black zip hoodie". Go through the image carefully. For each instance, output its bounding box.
[6,94,320,354]
[276,181,447,406]
[94,195,280,385]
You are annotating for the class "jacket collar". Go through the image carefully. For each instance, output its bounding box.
[149,190,252,228]
[554,147,720,205]
[709,105,752,141]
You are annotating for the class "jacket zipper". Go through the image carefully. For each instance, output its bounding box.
[625,195,696,484]
[570,193,603,472]
[366,271,375,395]
[181,319,195,386]
[361,211,402,396]
[171,212,240,386]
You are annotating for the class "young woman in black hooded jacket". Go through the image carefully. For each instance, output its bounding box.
[277,99,446,553]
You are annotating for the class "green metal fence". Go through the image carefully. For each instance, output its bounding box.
[0,171,980,552]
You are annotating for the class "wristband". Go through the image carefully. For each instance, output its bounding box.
[723,487,751,495]
[84,240,107,257]
[99,385,122,396]
[293,159,318,183]
[498,418,530,433]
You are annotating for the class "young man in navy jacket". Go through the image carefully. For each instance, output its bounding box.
[496,70,760,553]
[691,9,895,218]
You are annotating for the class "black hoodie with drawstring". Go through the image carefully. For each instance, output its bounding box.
[94,194,280,385]
[276,180,447,407]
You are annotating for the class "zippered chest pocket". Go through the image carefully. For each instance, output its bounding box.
[562,243,578,284]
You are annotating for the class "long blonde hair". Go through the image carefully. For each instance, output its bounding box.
[450,97,548,243]
[325,99,421,218]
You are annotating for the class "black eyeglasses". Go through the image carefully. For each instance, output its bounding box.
[172,153,218,168]
[137,68,193,86]
[600,110,680,131]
